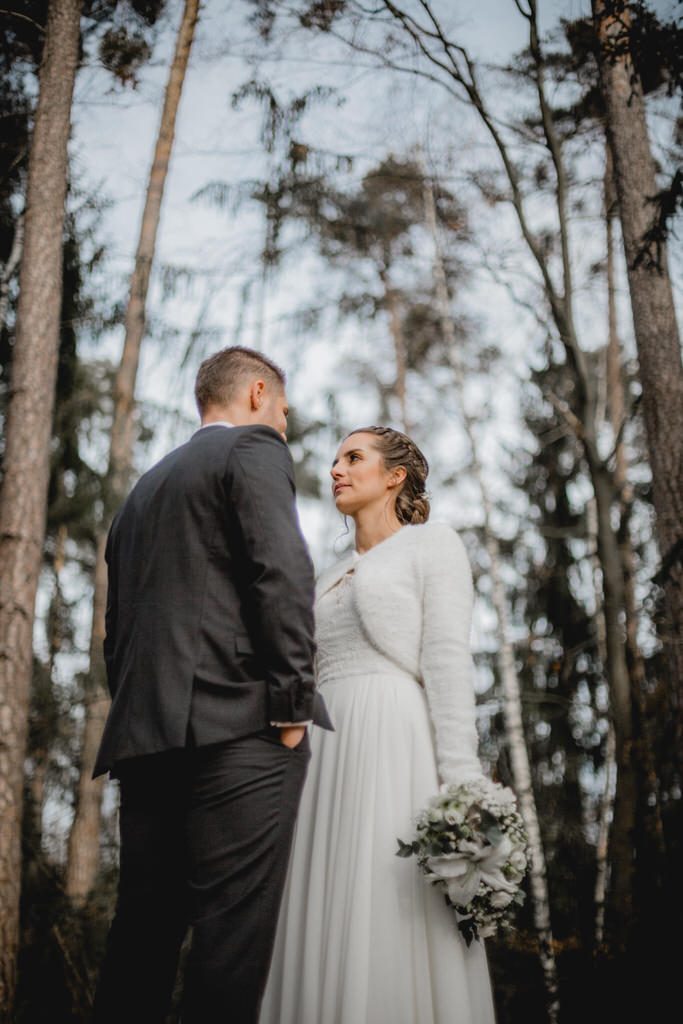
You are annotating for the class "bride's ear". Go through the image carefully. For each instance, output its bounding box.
[388,466,407,489]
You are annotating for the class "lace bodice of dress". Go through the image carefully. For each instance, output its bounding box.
[315,555,411,686]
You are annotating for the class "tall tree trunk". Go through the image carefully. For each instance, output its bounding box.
[423,172,560,1024]
[593,0,683,754]
[0,1,81,1014]
[519,0,637,950]
[605,142,664,854]
[65,0,201,905]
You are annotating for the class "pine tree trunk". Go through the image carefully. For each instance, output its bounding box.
[605,142,664,856]
[423,173,560,1024]
[0,1,81,1014]
[65,0,201,905]
[593,0,683,749]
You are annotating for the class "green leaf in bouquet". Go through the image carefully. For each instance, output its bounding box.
[396,838,415,858]
[455,912,478,947]
[478,808,503,843]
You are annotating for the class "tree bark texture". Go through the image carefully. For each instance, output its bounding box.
[593,0,683,743]
[65,0,201,905]
[0,0,81,1015]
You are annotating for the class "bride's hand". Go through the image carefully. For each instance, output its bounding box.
[280,725,306,749]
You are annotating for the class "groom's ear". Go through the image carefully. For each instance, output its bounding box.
[250,379,266,409]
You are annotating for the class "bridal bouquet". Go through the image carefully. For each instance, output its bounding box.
[396,779,528,945]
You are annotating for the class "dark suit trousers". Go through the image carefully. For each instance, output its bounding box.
[92,729,310,1024]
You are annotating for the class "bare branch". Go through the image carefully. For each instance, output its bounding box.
[512,0,532,20]
[547,391,585,441]
[0,8,45,33]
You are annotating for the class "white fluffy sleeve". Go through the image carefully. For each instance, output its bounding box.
[418,525,484,786]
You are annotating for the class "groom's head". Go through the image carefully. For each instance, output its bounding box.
[195,346,289,439]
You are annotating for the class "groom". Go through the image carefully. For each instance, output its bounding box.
[92,346,332,1023]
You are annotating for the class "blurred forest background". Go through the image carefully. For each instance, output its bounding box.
[0,0,681,1021]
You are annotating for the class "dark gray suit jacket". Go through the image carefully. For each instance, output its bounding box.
[93,423,331,778]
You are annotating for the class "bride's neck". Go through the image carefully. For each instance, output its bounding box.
[352,505,403,555]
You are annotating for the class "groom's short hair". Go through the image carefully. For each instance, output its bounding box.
[195,346,286,413]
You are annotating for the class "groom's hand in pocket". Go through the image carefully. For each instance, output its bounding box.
[279,725,307,749]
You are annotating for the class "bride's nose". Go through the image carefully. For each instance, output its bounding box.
[330,464,343,480]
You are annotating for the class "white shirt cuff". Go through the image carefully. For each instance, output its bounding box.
[270,721,312,727]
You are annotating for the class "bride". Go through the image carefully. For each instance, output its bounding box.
[259,425,496,1024]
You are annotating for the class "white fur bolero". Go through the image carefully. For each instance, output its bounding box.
[315,522,484,786]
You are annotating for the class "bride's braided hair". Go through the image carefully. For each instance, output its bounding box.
[346,426,430,525]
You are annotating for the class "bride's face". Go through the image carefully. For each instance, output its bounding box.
[331,433,405,516]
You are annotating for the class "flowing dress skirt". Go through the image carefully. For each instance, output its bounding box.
[259,660,496,1024]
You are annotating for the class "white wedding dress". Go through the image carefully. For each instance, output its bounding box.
[259,541,496,1024]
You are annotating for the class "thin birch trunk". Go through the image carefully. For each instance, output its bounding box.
[0,1,81,1014]
[604,153,642,702]
[423,172,560,1024]
[0,215,24,332]
[29,524,68,850]
[65,0,201,905]
[592,148,621,946]
[379,266,410,433]
[594,719,616,947]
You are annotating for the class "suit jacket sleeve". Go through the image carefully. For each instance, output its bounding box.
[103,520,118,699]
[227,426,316,724]
[418,526,483,785]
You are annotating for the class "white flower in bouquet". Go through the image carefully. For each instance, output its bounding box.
[426,833,516,906]
[397,778,529,945]
[489,890,515,909]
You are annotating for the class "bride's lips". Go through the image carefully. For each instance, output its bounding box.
[333,483,350,496]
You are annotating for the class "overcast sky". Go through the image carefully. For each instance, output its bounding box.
[67,0,681,560]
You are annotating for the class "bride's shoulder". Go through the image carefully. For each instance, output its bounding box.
[404,522,471,570]
[404,521,466,551]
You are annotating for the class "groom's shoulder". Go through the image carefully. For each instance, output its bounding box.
[228,424,292,468]
[231,423,287,448]
[188,423,287,458]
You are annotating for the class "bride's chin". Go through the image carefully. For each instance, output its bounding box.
[334,496,355,515]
